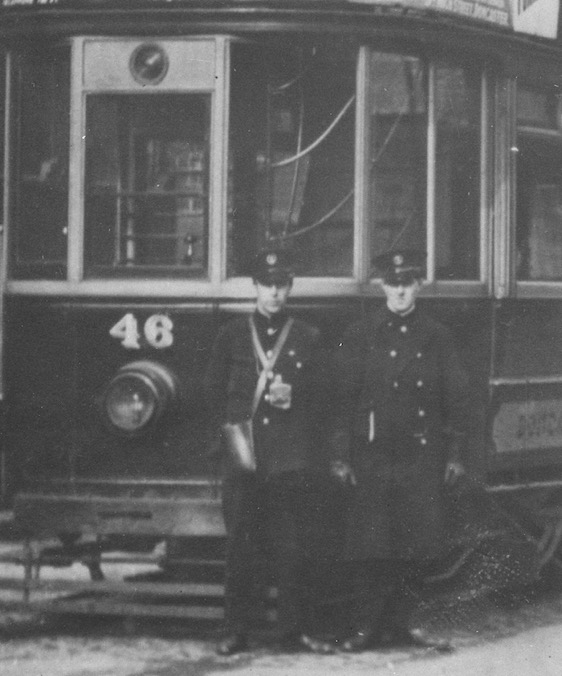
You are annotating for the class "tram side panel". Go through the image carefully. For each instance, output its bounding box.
[489,300,562,495]
[4,297,222,539]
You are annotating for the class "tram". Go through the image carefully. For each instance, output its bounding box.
[1,0,562,583]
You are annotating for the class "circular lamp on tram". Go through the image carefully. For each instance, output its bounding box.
[103,361,178,435]
[129,43,169,85]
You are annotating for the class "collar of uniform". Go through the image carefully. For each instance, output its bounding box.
[253,309,289,332]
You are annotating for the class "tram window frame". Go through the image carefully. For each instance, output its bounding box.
[364,52,489,294]
[515,75,562,297]
[8,45,70,281]
[4,36,492,298]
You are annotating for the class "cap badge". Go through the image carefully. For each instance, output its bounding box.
[393,254,404,266]
[266,253,278,266]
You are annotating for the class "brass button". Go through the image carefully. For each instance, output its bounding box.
[390,350,397,358]
[400,325,407,333]
[263,417,270,425]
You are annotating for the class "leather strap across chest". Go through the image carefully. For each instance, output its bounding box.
[249,316,294,417]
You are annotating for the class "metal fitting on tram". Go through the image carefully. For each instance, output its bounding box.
[102,360,178,435]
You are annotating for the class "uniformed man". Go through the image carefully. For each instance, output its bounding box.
[329,248,472,653]
[204,247,333,656]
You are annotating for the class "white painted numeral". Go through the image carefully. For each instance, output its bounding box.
[144,314,174,349]
[109,313,174,350]
[109,313,140,349]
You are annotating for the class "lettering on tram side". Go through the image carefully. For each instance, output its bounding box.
[109,313,174,350]
[493,399,562,453]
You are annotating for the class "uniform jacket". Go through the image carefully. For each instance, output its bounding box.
[204,312,324,479]
[329,305,473,561]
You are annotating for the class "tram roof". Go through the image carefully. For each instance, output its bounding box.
[0,0,560,44]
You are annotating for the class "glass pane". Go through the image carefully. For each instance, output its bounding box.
[10,48,70,280]
[228,42,355,277]
[434,64,481,280]
[369,53,427,274]
[516,84,562,281]
[84,94,210,278]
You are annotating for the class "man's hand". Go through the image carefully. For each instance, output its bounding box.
[444,460,465,486]
[330,461,357,487]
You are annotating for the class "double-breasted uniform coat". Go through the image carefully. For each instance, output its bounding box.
[204,310,325,636]
[330,304,472,563]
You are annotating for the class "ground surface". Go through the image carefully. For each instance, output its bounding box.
[1,582,562,675]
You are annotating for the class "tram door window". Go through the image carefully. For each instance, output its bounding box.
[516,81,562,281]
[9,47,70,280]
[84,94,210,277]
[227,42,356,277]
[368,56,481,281]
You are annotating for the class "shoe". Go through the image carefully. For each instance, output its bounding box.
[340,627,377,653]
[216,633,248,656]
[390,627,454,652]
[279,632,335,654]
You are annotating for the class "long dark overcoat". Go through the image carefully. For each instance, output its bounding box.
[330,305,472,561]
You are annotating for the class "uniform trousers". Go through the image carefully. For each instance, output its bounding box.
[348,559,431,636]
[221,470,315,637]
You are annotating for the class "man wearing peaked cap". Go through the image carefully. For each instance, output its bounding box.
[204,245,333,656]
[328,247,472,653]
[251,247,295,286]
[374,248,426,286]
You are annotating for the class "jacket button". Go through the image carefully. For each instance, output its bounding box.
[266,350,273,358]
[416,352,422,358]
[418,409,426,417]
[263,417,270,425]
[289,350,296,356]
[420,437,427,445]
[417,380,423,388]
[393,381,399,388]
[296,362,302,369]
[264,394,270,401]
[390,350,397,358]
[400,325,408,333]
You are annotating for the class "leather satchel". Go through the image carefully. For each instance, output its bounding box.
[221,316,294,472]
[221,418,256,472]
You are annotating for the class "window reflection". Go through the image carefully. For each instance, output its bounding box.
[84,94,210,278]
[10,48,70,280]
[228,42,355,277]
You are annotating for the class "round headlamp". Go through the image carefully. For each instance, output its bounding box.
[103,361,177,435]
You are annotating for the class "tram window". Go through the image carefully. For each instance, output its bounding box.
[84,94,210,278]
[368,55,481,280]
[516,83,562,281]
[227,42,355,277]
[369,54,427,265]
[434,64,481,280]
[10,47,70,280]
